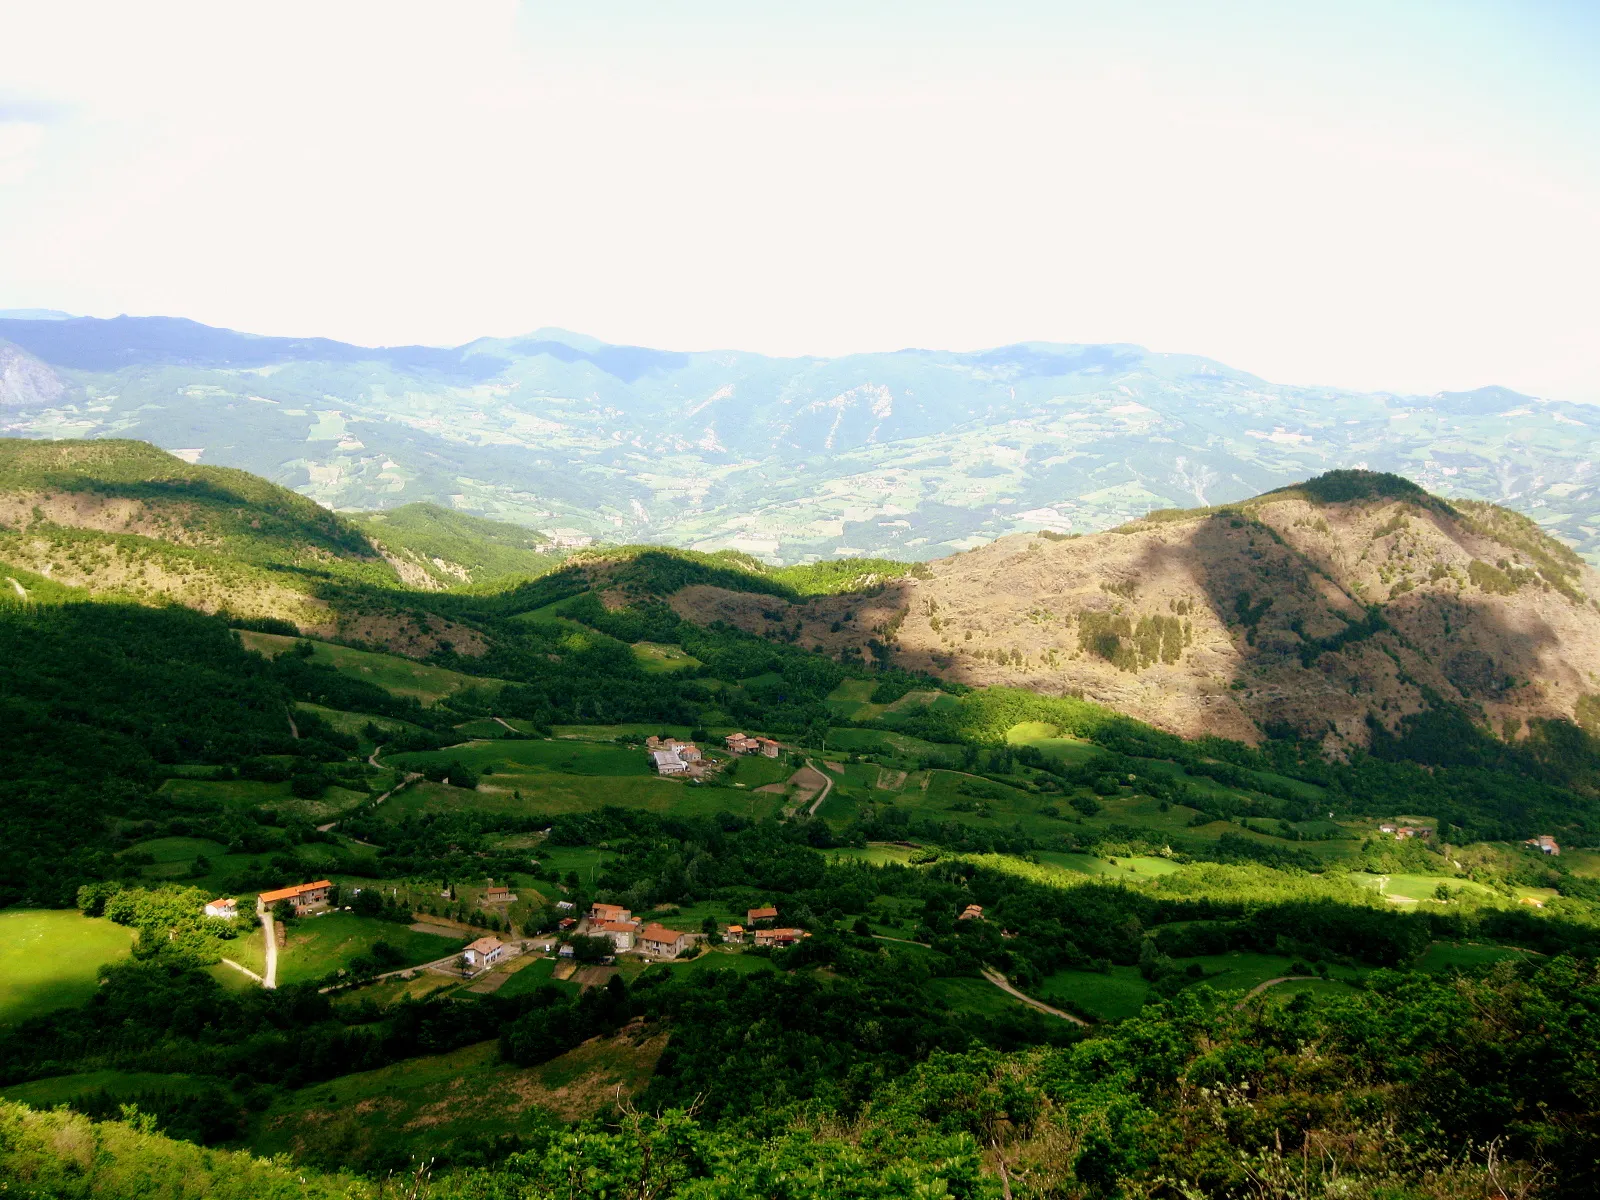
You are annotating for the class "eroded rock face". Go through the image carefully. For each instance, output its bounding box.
[0,343,65,408]
[670,489,1600,751]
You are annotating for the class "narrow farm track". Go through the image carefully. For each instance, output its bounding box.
[981,968,1088,1025]
[1233,975,1317,1009]
[804,759,835,817]
[493,716,519,734]
[258,902,279,989]
[6,577,25,599]
[285,707,300,739]
[219,957,263,985]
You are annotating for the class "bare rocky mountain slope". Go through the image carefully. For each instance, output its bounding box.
[669,472,1600,748]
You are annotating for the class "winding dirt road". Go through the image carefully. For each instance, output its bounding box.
[257,900,279,989]
[981,968,1087,1025]
[1232,975,1316,1009]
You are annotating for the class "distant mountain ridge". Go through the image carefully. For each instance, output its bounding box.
[1,313,1596,566]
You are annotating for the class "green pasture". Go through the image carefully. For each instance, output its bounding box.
[632,642,703,673]
[239,631,503,703]
[825,727,961,764]
[1417,941,1542,972]
[0,910,138,1025]
[1005,721,1101,765]
[1,1070,214,1108]
[1183,951,1362,993]
[382,772,783,824]
[391,738,648,778]
[494,956,581,999]
[538,845,609,883]
[275,913,463,987]
[453,717,512,739]
[829,843,919,866]
[1036,851,1180,880]
[1351,872,1502,905]
[824,679,882,721]
[1037,965,1149,1022]
[553,723,696,741]
[156,776,369,824]
[927,976,1032,1018]
[298,703,422,746]
[727,753,796,789]
[653,947,778,979]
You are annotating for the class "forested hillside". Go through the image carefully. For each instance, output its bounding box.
[3,449,1600,1197]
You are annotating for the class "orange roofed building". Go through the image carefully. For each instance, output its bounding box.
[747,905,778,925]
[258,880,332,914]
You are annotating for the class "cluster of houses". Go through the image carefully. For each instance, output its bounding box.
[1525,835,1561,856]
[646,735,704,777]
[585,902,695,958]
[644,733,781,775]
[725,904,807,947]
[1377,824,1432,841]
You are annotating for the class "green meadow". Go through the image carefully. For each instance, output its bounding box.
[0,910,138,1025]
[275,913,464,987]
[239,631,503,703]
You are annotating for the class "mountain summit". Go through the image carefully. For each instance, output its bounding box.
[674,471,1600,748]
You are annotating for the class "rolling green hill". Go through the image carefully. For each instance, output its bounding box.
[4,446,1600,1199]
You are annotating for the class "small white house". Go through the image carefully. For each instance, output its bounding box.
[204,898,237,919]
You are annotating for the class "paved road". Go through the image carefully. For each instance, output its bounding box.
[257,900,279,989]
[804,759,835,817]
[981,968,1088,1025]
[1232,975,1316,1010]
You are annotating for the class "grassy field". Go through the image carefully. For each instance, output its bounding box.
[156,777,370,825]
[1036,852,1180,880]
[239,631,504,703]
[553,723,696,741]
[927,976,1033,1017]
[382,774,783,824]
[1004,721,1102,765]
[251,1032,667,1171]
[825,727,962,765]
[829,843,920,866]
[1037,965,1149,1022]
[493,956,581,998]
[1416,941,1543,972]
[0,1070,214,1108]
[298,703,422,748]
[632,642,703,673]
[0,910,138,1025]
[275,913,464,987]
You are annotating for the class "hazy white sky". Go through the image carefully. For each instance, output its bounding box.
[1,1,1597,400]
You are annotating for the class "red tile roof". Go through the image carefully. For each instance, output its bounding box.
[640,923,687,944]
[258,880,332,904]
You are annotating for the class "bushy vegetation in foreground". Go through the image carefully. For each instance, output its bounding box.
[4,956,1595,1197]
